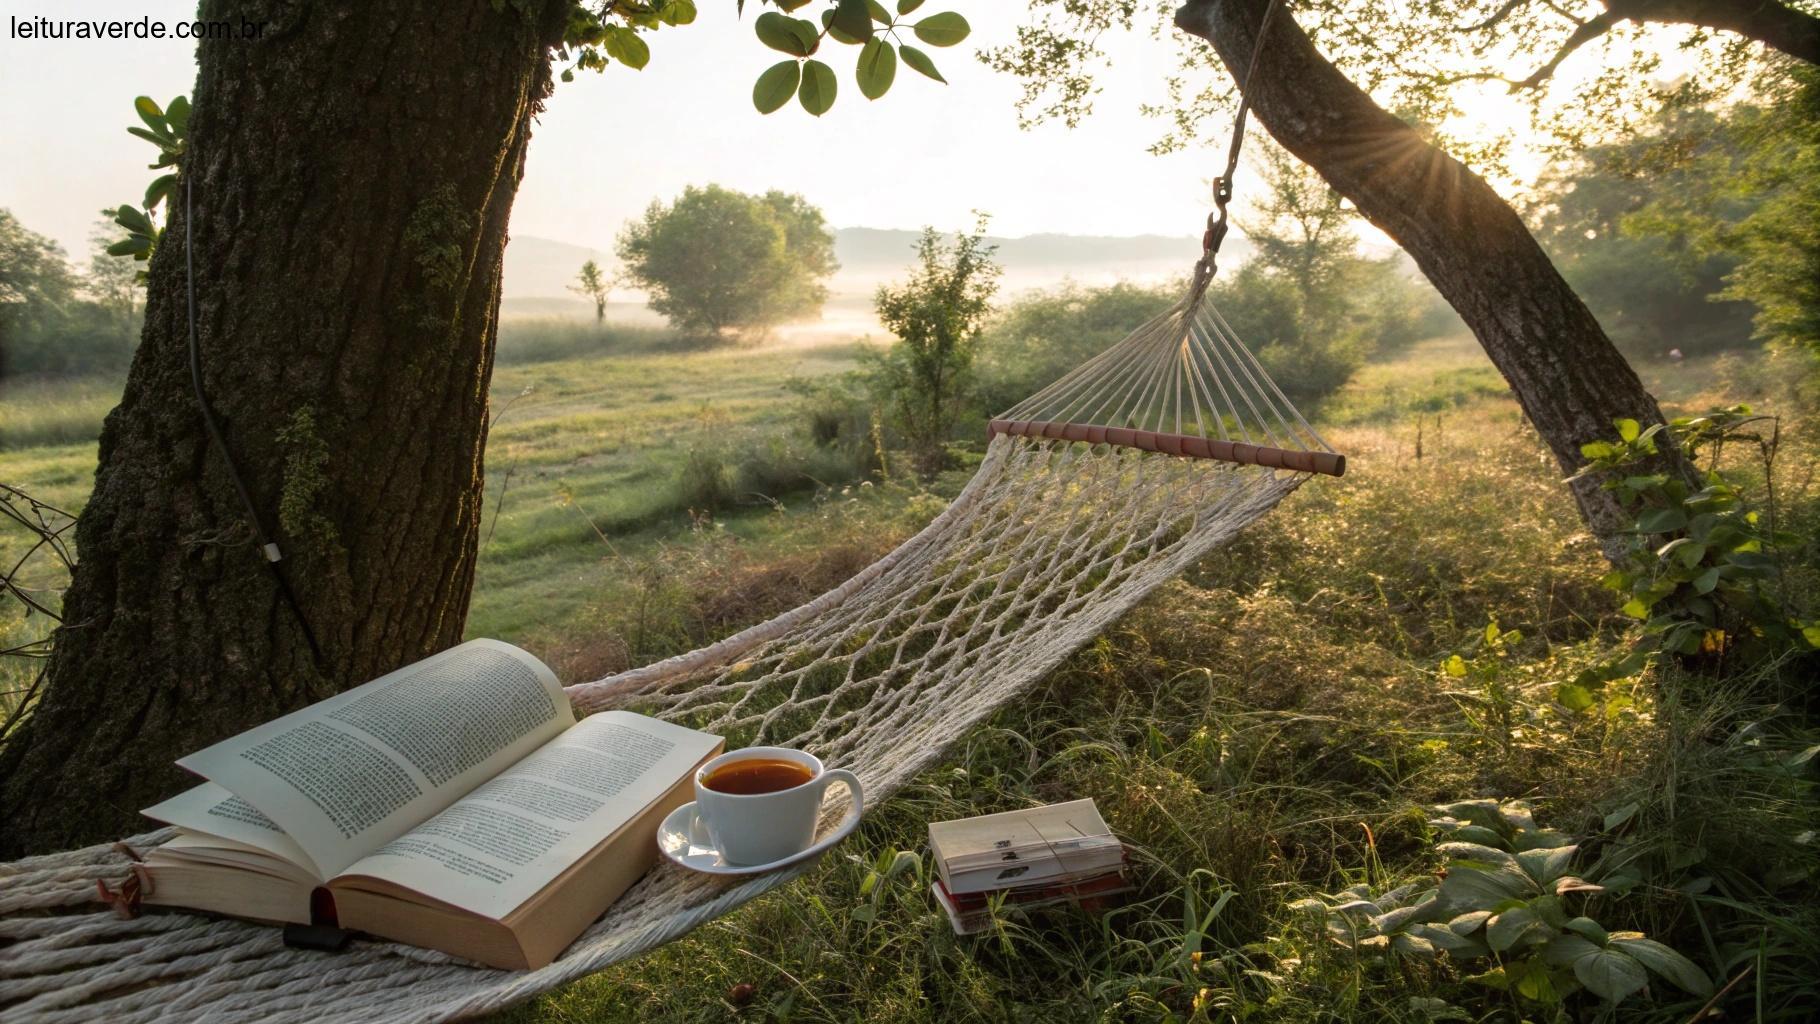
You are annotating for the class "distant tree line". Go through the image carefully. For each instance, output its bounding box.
[0,210,141,378]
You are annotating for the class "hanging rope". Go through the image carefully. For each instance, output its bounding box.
[1192,0,1287,298]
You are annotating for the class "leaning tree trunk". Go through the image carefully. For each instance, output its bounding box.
[0,0,571,856]
[1175,0,1699,552]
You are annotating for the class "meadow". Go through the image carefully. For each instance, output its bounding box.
[2,321,1815,1023]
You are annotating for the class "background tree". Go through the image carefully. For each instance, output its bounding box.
[570,258,612,324]
[88,212,143,348]
[616,184,838,338]
[0,210,77,373]
[866,219,1000,474]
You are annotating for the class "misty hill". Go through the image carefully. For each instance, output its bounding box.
[831,227,1212,272]
[503,228,1237,299]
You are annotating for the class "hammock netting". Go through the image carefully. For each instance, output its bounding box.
[1,280,1342,1023]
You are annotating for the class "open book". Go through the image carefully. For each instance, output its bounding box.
[137,639,722,970]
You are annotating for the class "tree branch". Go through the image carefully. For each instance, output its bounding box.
[1609,0,1820,66]
[1513,9,1620,89]
[1458,0,1532,33]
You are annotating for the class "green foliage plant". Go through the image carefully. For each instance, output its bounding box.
[1572,408,1817,662]
[865,217,1000,475]
[105,95,189,281]
[1291,800,1713,1008]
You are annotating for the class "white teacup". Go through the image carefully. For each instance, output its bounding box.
[693,746,863,866]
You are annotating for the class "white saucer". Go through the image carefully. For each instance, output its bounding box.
[656,800,861,876]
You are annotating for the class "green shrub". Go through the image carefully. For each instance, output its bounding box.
[974,280,1179,412]
[673,444,735,513]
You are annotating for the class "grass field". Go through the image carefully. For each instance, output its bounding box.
[2,325,1816,1023]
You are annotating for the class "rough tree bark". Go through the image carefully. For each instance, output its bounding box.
[1175,0,1699,551]
[0,0,572,856]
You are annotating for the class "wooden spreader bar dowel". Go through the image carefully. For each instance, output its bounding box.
[989,419,1346,477]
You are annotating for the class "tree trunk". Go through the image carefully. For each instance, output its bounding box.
[0,0,571,856]
[1175,0,1698,552]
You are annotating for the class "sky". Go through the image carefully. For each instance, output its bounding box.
[1,0,1265,261]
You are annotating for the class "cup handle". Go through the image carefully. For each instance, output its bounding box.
[818,768,864,836]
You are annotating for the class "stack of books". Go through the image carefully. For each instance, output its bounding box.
[927,799,1131,935]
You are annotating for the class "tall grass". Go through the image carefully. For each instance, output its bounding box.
[494,318,684,365]
[0,375,123,450]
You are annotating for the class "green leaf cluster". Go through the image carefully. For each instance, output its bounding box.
[750,0,967,116]
[105,95,190,278]
[1573,408,1816,660]
[1290,801,1712,1007]
[558,0,694,80]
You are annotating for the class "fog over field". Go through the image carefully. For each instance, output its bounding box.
[500,227,1249,336]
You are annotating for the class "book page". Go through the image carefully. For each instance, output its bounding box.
[338,711,719,921]
[176,639,574,878]
[144,781,323,878]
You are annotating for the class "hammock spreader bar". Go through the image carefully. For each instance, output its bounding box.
[988,418,1346,477]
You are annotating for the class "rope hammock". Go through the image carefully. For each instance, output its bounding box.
[1,6,1337,1021]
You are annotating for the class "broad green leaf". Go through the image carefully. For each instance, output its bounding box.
[1516,845,1577,885]
[898,43,945,82]
[1610,937,1712,995]
[898,0,925,12]
[144,174,177,211]
[1615,418,1640,442]
[661,0,697,25]
[1485,906,1542,952]
[1553,683,1595,712]
[1573,947,1648,1002]
[1390,932,1436,957]
[912,11,969,46]
[126,126,171,149]
[752,60,802,113]
[1543,933,1602,966]
[831,0,873,39]
[856,37,896,99]
[774,0,812,9]
[114,205,153,234]
[604,27,650,69]
[1443,824,1506,846]
[164,95,191,133]
[867,0,892,22]
[1439,865,1530,907]
[1441,654,1467,677]
[1510,957,1562,1003]
[755,12,816,56]
[1601,803,1639,831]
[1636,507,1688,533]
[134,96,169,134]
[106,237,150,257]
[1620,598,1650,619]
[1410,922,1487,955]
[1448,909,1493,934]
[1565,917,1610,945]
[822,9,866,44]
[1580,440,1616,459]
[798,59,837,115]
